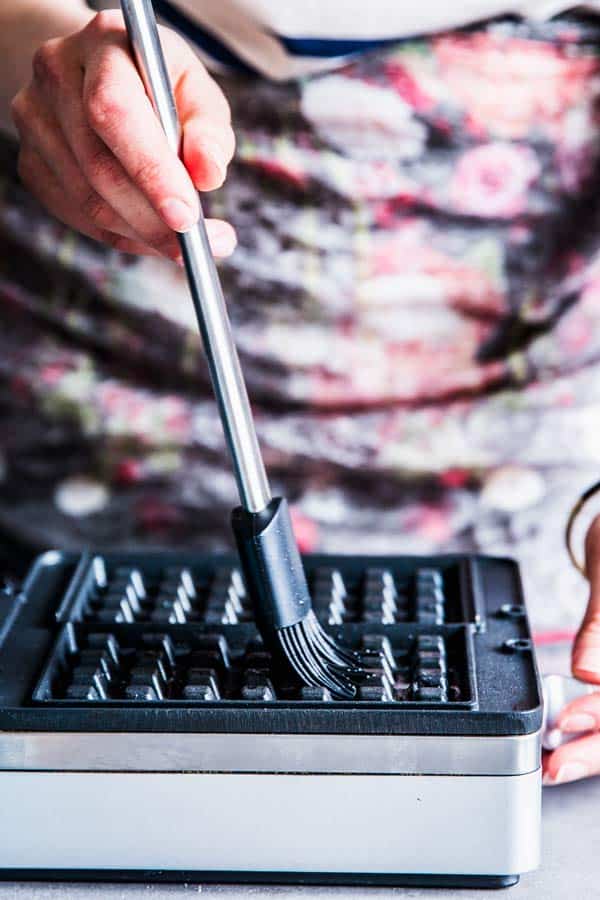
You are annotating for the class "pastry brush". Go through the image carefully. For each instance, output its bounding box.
[120,0,361,697]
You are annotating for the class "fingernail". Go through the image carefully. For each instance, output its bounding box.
[210,227,236,257]
[544,727,564,750]
[546,762,588,785]
[194,137,227,185]
[573,649,600,675]
[203,146,227,185]
[159,198,198,232]
[560,713,596,732]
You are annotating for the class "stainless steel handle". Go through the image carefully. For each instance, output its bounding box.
[120,0,270,513]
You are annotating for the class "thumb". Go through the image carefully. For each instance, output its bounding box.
[572,515,600,683]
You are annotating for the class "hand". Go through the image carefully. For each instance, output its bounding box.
[10,9,236,261]
[543,514,600,785]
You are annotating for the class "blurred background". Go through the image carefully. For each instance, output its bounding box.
[3,10,600,644]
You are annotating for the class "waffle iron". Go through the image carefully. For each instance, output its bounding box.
[0,548,542,886]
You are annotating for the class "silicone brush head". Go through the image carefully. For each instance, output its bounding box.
[278,610,362,698]
[232,498,363,699]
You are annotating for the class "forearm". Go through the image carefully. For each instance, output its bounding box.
[0,0,93,134]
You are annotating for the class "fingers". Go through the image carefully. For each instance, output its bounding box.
[203,219,237,257]
[16,139,235,260]
[12,87,142,244]
[80,14,235,209]
[115,219,236,258]
[543,731,600,785]
[175,66,236,191]
[82,36,200,232]
[17,142,116,246]
[34,37,183,259]
[14,11,237,262]
[557,690,600,733]
[17,143,162,258]
[572,515,600,683]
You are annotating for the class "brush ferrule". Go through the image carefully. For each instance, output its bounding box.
[231,498,312,631]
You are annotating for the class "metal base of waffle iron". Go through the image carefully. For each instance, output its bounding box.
[0,549,544,885]
[0,730,540,774]
[0,770,541,878]
[0,871,520,887]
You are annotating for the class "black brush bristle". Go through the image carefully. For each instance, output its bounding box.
[278,611,361,699]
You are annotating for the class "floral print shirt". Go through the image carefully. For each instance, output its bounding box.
[1,15,600,633]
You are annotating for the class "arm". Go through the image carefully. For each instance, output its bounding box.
[3,3,236,259]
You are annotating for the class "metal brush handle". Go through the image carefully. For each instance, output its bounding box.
[120,0,270,513]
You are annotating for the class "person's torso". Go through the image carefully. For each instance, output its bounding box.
[156,0,598,78]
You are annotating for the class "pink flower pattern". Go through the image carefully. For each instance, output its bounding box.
[1,14,600,629]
